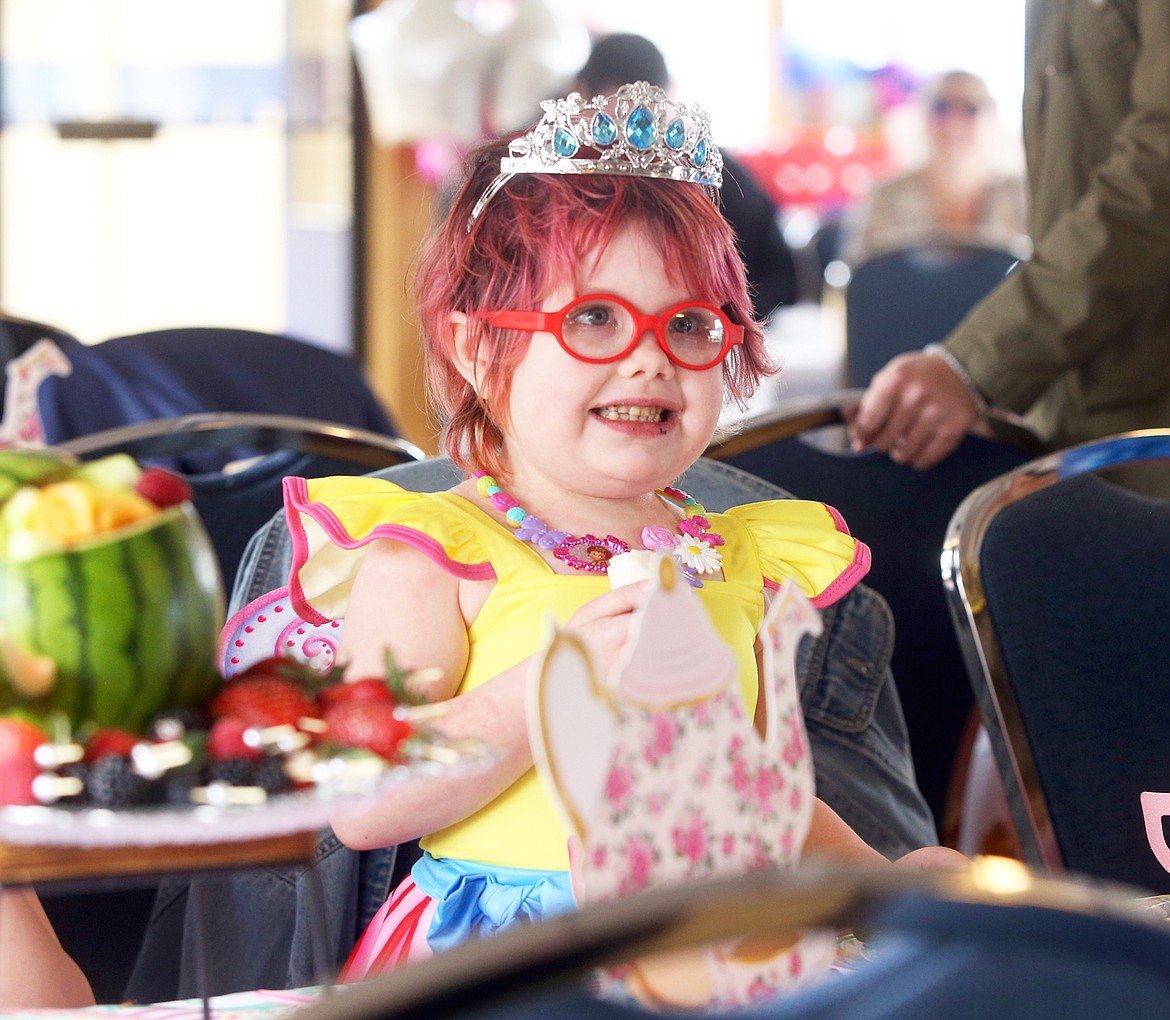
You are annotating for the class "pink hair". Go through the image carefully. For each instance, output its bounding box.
[413,135,774,479]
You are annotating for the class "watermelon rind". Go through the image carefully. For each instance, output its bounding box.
[0,503,225,732]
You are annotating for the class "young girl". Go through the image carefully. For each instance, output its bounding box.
[284,82,962,979]
[0,889,94,1008]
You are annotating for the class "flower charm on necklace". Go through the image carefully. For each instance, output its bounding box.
[640,525,678,551]
[672,537,723,575]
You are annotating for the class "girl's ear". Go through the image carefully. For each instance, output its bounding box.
[449,311,485,390]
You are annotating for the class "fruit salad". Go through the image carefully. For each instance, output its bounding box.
[0,447,223,734]
[0,448,191,561]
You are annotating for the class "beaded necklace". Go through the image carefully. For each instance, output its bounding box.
[473,471,724,586]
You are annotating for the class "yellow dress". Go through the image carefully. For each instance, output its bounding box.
[284,476,870,872]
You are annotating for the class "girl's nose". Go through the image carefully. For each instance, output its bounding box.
[619,327,674,377]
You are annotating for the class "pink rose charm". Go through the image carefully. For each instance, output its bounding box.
[641,525,678,550]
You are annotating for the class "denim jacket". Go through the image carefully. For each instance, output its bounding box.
[124,459,935,1001]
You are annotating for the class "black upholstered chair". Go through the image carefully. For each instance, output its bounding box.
[844,244,1019,388]
[37,326,400,470]
[943,430,1170,890]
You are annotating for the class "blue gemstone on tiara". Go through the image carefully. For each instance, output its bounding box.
[626,105,656,150]
[665,118,686,151]
[553,126,579,158]
[694,137,708,168]
[591,111,617,146]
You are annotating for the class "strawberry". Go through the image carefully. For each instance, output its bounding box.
[316,676,394,711]
[0,716,48,805]
[84,727,141,763]
[210,675,317,729]
[321,701,413,763]
[135,466,194,508]
[207,716,262,761]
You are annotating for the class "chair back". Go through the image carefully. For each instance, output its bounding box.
[845,244,1019,387]
[55,413,424,590]
[943,430,1170,889]
[708,392,1041,827]
[36,326,399,470]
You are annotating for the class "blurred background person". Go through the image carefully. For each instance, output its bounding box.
[847,3,1170,478]
[840,69,1028,267]
[573,32,800,323]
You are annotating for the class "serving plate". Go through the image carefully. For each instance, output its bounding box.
[0,737,493,848]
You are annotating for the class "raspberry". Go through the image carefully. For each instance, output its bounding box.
[207,716,261,761]
[135,466,193,508]
[84,727,141,763]
[0,716,48,805]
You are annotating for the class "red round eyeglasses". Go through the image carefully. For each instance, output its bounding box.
[479,293,744,371]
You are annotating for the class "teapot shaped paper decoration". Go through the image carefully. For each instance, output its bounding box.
[527,556,836,1010]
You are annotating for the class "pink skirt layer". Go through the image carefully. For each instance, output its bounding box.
[341,875,436,981]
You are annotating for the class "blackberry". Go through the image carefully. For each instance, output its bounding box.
[252,755,292,797]
[203,756,255,787]
[87,756,149,808]
[164,771,201,807]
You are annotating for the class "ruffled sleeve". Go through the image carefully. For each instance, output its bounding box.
[723,499,870,609]
[283,475,495,625]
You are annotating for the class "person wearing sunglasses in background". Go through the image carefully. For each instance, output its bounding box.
[848,2,1170,480]
[839,68,1029,268]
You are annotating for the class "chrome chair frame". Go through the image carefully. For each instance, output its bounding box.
[708,389,1041,461]
[941,429,1170,874]
[55,411,425,468]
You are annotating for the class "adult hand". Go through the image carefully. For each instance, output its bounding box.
[844,351,982,469]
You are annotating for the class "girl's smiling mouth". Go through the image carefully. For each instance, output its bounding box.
[594,404,670,423]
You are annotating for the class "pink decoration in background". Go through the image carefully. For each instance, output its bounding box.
[1141,791,1170,873]
[0,338,73,447]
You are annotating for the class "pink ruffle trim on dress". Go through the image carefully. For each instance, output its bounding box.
[761,502,872,609]
[283,476,497,626]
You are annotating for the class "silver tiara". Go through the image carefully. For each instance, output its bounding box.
[468,81,724,230]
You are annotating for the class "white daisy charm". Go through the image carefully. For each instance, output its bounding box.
[672,538,723,575]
